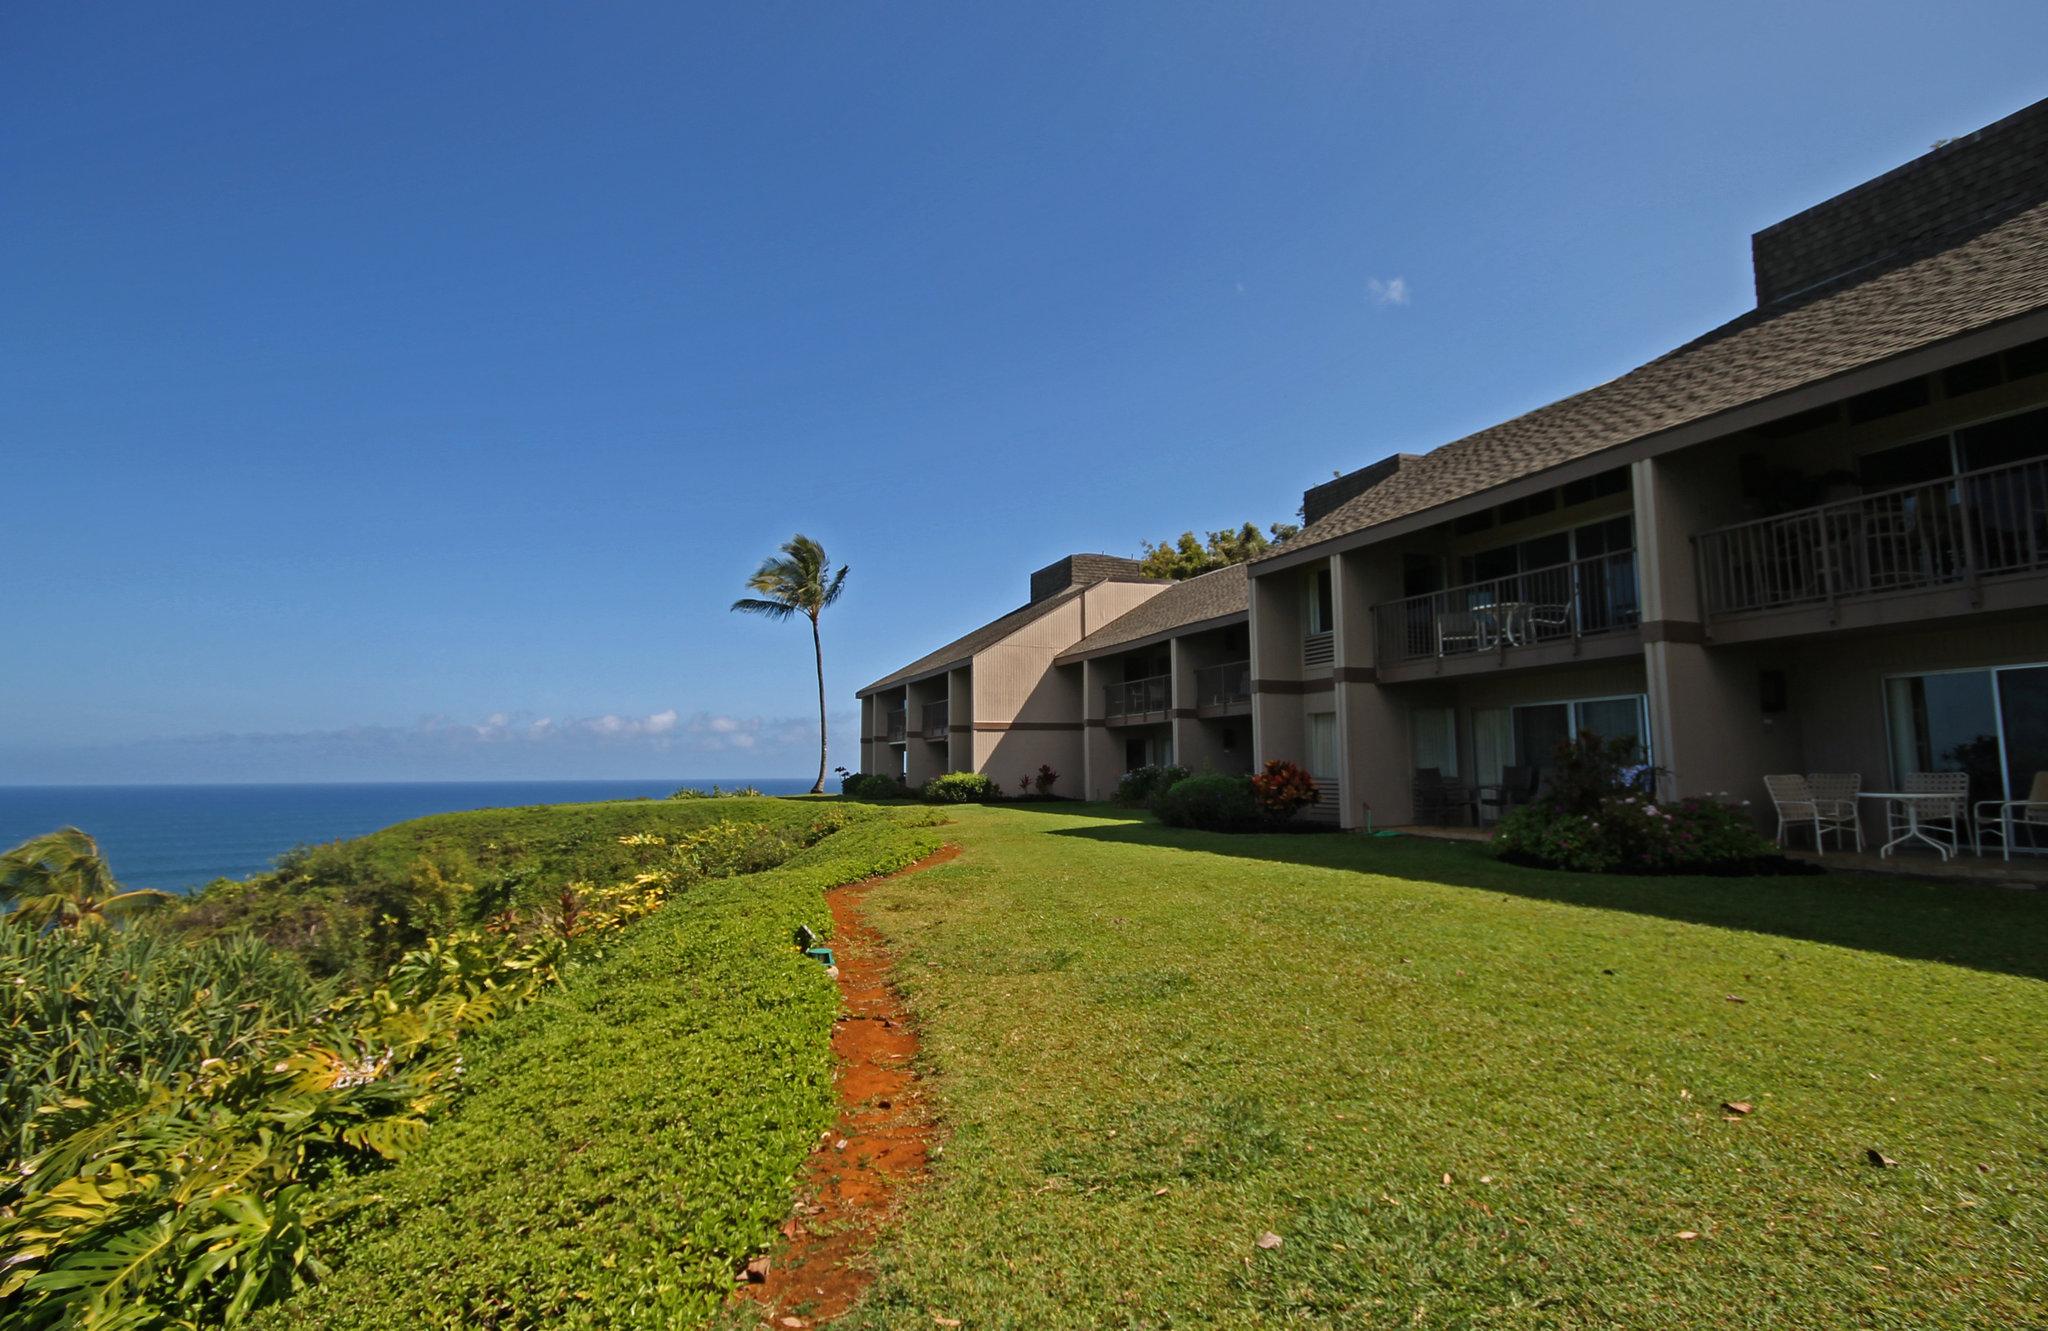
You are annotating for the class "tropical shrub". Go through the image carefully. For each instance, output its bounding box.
[1490,731,1803,874]
[922,771,1001,803]
[1154,774,1264,832]
[1249,760,1319,823]
[840,771,904,799]
[1033,764,1060,796]
[1115,764,1189,808]
[671,784,765,799]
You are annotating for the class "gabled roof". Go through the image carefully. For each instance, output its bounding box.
[856,585,1088,697]
[1056,563,1247,663]
[1264,197,2048,561]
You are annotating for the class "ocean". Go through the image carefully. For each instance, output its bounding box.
[0,779,816,892]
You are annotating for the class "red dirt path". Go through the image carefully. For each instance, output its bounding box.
[737,844,958,1328]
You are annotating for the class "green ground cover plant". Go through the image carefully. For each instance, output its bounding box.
[257,814,943,1331]
[831,803,2046,1329]
[921,771,1001,803]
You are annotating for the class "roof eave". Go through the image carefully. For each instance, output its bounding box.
[1252,305,2048,576]
[1053,608,1249,665]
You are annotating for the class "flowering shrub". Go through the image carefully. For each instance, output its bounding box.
[1115,764,1189,808]
[1491,731,1804,875]
[1249,760,1320,823]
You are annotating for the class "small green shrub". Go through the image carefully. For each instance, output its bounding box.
[1115,764,1189,808]
[670,784,765,799]
[841,771,904,799]
[1154,774,1262,832]
[922,771,1001,803]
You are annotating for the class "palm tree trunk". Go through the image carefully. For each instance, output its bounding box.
[810,612,828,794]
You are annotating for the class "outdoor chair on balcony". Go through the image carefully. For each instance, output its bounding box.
[1764,773,1858,853]
[1523,597,1577,640]
[1975,771,2048,860]
[1897,771,1970,856]
[1434,610,1487,657]
[1413,767,1479,827]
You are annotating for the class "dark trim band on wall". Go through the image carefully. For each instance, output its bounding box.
[1332,666,1380,684]
[1251,677,1336,695]
[1640,618,1708,645]
[962,720,1085,732]
[1170,707,1197,719]
[1083,718,1106,728]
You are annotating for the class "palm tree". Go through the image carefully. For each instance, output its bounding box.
[0,826,173,931]
[731,534,849,794]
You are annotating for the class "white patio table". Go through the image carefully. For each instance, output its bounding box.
[1474,601,1534,647]
[1858,791,1962,861]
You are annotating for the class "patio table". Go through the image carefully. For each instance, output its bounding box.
[1859,792,1963,861]
[1474,601,1533,647]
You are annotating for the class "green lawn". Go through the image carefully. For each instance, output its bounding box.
[831,803,2046,1329]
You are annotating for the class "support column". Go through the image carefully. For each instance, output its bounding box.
[1082,658,1121,800]
[1250,568,1305,769]
[1331,547,1412,828]
[1169,637,1197,773]
[904,678,946,788]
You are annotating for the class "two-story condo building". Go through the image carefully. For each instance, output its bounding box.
[858,98,2048,829]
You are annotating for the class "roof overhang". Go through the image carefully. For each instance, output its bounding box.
[1053,609,1249,666]
[1252,305,2048,576]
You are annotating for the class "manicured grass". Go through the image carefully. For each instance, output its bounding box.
[257,814,944,1331]
[836,803,2046,1329]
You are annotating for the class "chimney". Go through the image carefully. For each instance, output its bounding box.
[1028,553,1151,602]
[1751,97,2048,307]
[1302,454,1416,526]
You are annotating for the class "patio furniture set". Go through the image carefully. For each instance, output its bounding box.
[1765,771,2048,862]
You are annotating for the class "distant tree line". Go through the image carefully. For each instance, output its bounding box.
[1137,520,1300,581]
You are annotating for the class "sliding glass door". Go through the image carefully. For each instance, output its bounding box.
[1885,663,2048,807]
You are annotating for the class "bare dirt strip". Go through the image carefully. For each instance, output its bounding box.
[738,844,959,1328]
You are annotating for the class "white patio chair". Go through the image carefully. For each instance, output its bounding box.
[1975,771,2048,860]
[1899,771,1970,856]
[1434,610,1486,657]
[1764,773,1854,853]
[1804,772,1864,851]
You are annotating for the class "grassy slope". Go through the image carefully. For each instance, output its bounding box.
[261,814,943,1331]
[840,804,2046,1329]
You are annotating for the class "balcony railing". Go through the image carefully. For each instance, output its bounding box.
[1192,660,1251,710]
[1105,673,1172,721]
[884,710,906,743]
[1302,631,1335,667]
[920,701,949,740]
[1372,550,1641,665]
[1696,456,2048,618]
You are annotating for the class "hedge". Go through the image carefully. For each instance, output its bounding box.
[256,815,945,1331]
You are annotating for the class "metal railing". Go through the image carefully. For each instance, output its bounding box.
[1302,631,1335,667]
[1104,673,1172,720]
[884,710,906,743]
[920,701,949,740]
[1696,456,2048,617]
[1371,549,1641,665]
[1192,660,1251,709]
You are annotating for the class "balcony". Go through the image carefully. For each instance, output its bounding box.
[1696,457,2048,625]
[1371,550,1642,673]
[1104,673,1171,726]
[884,709,906,744]
[920,701,949,741]
[1192,660,1251,715]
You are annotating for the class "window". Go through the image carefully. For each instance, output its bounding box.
[1958,405,2048,471]
[1859,435,1953,489]
[1306,712,1339,778]
[1410,707,1456,777]
[1511,695,1649,776]
[1307,569,1335,635]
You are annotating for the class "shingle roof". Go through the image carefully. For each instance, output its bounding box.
[1056,563,1247,663]
[1266,197,2048,560]
[856,585,1088,696]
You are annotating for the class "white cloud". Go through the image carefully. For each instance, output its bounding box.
[1367,276,1410,306]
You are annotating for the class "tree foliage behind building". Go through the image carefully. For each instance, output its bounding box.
[1138,521,1300,580]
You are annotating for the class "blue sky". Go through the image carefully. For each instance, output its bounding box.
[5,3,2045,782]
